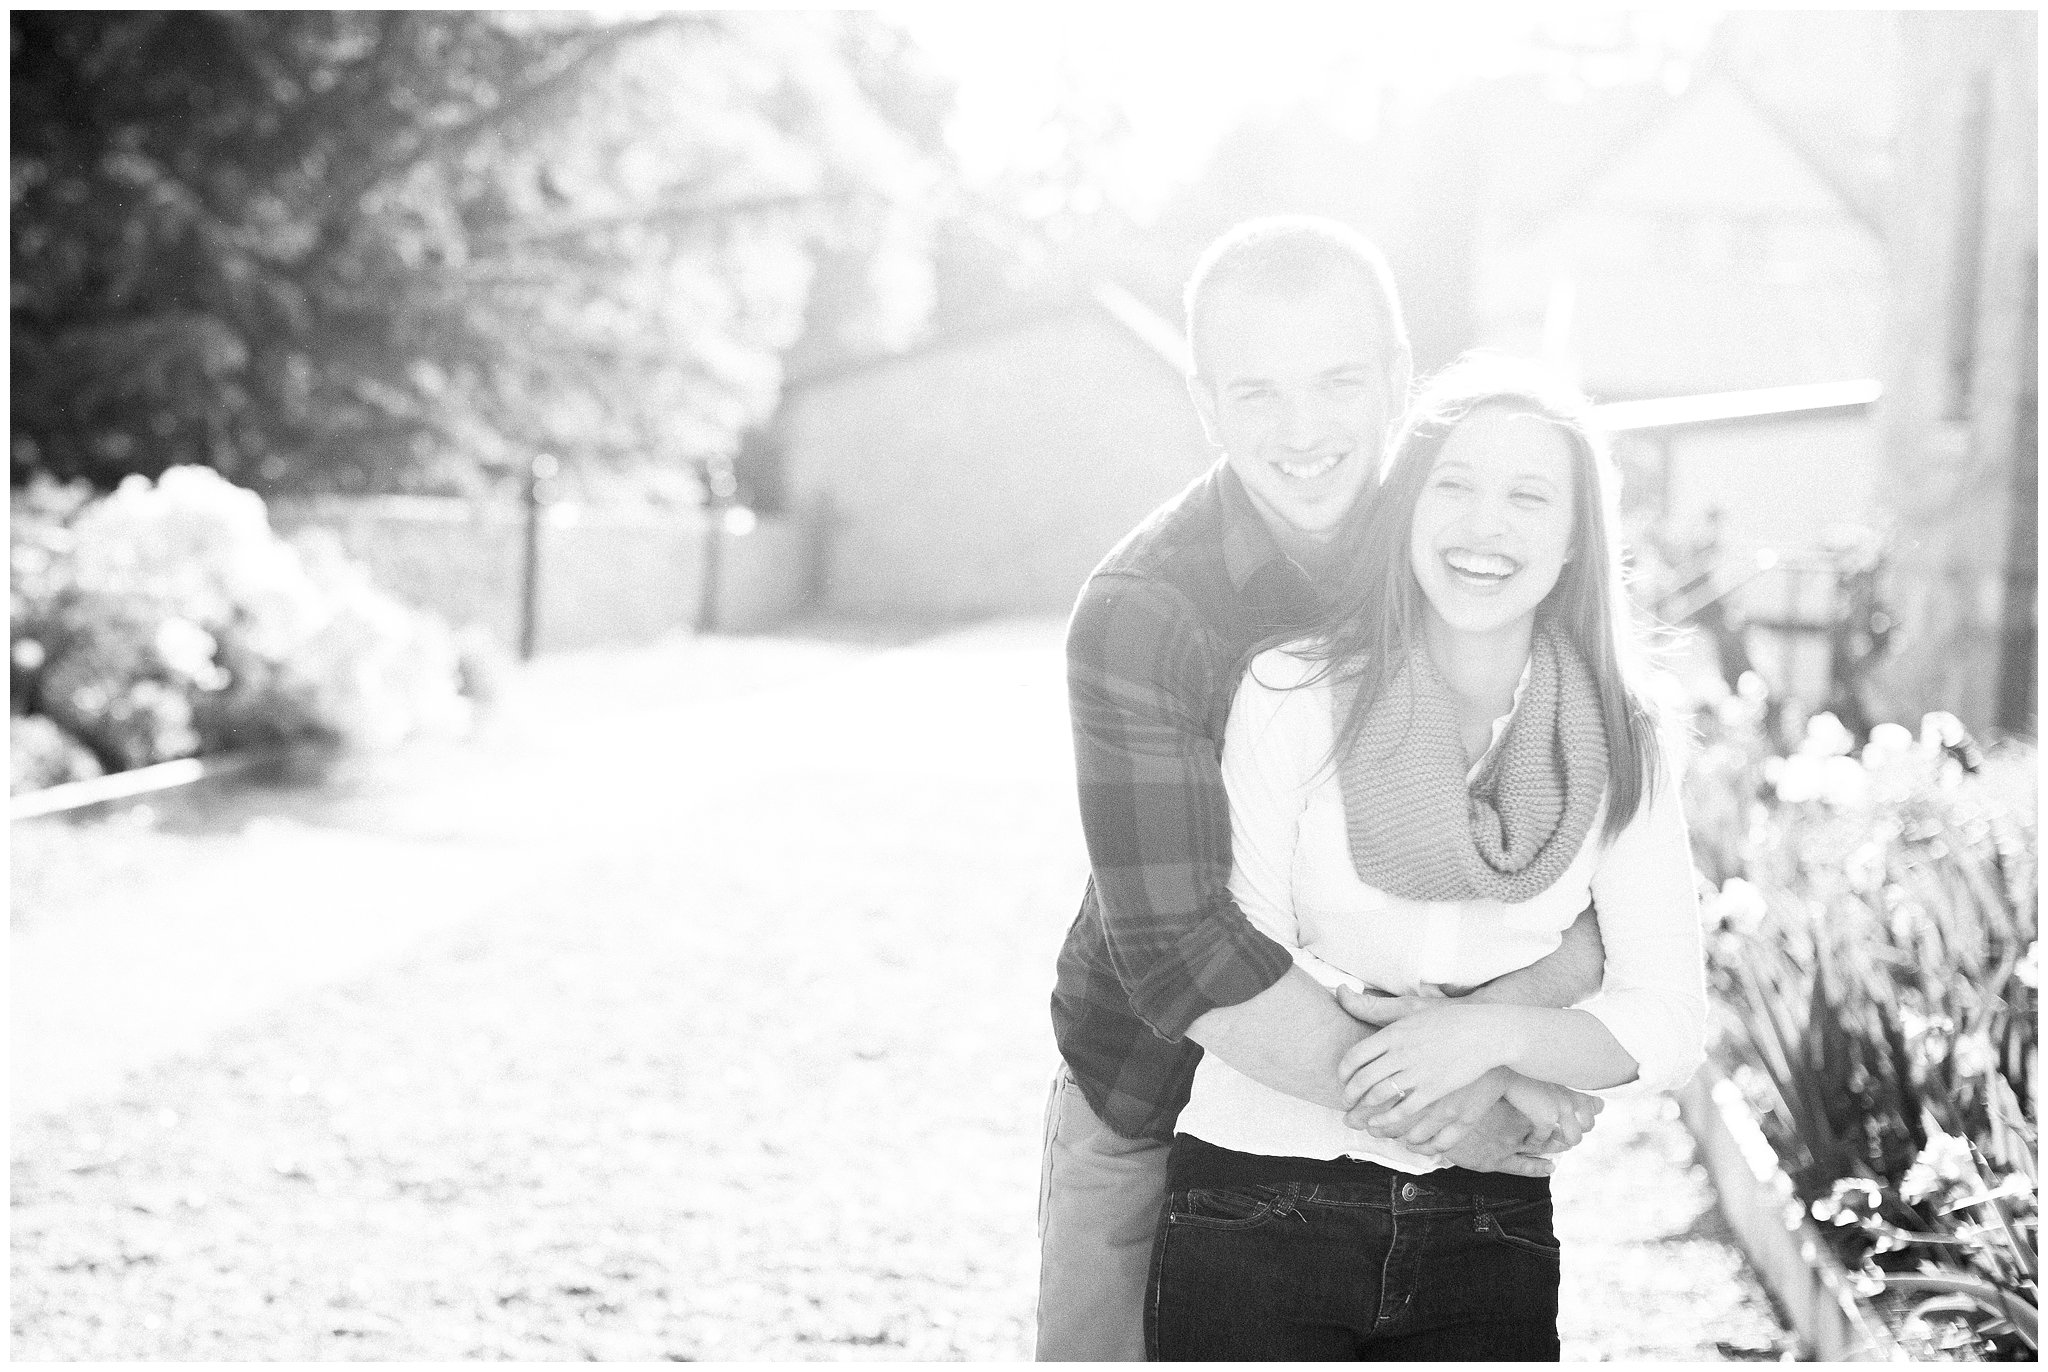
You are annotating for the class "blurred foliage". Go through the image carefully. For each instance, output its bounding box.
[11,11,947,497]
[11,466,469,787]
[10,714,104,794]
[1687,686,2037,1359]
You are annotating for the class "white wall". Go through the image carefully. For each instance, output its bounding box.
[783,309,1212,616]
[1653,409,1881,565]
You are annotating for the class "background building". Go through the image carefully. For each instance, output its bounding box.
[1869,10,2037,736]
[777,283,1206,617]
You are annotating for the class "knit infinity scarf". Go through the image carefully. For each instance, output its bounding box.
[1333,620,1607,903]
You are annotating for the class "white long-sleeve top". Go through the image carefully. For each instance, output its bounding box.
[1177,647,1708,1172]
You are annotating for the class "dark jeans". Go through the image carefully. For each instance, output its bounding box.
[1146,1135,1561,1361]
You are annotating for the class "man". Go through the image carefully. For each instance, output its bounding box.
[1038,217,1607,1361]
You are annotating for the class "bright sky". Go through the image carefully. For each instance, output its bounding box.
[887,6,1721,221]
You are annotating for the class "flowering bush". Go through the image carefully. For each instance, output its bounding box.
[1686,681,2037,1359]
[10,715,104,793]
[11,467,468,789]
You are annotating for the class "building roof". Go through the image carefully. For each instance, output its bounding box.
[1487,54,1888,245]
[1593,378,1880,432]
[1710,63,1887,235]
[1477,74,1673,244]
[1087,280,1189,373]
[784,278,1187,391]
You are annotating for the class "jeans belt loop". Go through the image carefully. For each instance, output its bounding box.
[1277,1181,1305,1222]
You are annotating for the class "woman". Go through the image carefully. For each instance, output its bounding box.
[1146,356,1707,1361]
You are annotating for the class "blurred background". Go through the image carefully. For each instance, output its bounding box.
[10,8,2037,1362]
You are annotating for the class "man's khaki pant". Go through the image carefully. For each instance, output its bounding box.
[1034,1063,1172,1361]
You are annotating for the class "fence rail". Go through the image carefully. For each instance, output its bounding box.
[267,497,812,654]
[10,748,280,822]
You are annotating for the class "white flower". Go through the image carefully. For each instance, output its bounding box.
[1714,877,1769,927]
[1772,753,1826,804]
[1820,756,1870,808]
[1902,1008,1955,1063]
[1920,711,1967,753]
[1844,842,1886,891]
[1899,1128,1978,1203]
[2016,942,2038,990]
[1801,712,1856,758]
[153,618,219,679]
[1951,1034,1998,1080]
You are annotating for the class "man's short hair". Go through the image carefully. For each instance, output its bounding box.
[1183,215,1409,378]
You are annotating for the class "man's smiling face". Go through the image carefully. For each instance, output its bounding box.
[1189,273,1405,546]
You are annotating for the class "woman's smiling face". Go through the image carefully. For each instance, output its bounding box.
[1408,406,1577,644]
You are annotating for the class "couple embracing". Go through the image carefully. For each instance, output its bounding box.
[1037,217,1708,1361]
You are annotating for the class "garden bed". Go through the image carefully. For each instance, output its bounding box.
[1684,688,2038,1362]
[1677,1064,1898,1360]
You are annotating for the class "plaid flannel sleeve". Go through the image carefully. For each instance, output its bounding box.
[1066,573,1295,1042]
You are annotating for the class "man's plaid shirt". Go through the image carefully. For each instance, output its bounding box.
[1051,460,1327,1142]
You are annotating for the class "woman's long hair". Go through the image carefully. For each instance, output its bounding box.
[1293,354,1663,841]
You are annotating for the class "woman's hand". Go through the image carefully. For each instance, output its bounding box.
[1351,1066,1515,1154]
[1335,993,1532,1123]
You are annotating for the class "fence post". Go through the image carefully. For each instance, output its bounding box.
[695,457,738,634]
[520,452,557,660]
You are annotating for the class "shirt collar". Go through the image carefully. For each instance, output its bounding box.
[1214,461,1297,594]
[1467,653,1538,783]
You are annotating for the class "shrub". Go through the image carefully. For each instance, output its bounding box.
[11,467,467,782]
[1688,684,2038,1359]
[9,715,103,795]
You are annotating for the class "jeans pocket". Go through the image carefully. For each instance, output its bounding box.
[1474,1200,1561,1260]
[1168,1184,1289,1231]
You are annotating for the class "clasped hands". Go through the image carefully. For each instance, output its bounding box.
[1332,986,1601,1159]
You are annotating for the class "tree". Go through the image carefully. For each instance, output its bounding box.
[11,11,943,497]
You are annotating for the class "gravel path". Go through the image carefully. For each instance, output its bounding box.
[10,617,1788,1360]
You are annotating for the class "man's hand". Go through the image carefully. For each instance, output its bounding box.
[1433,1100,1556,1177]
[1501,1075,1603,1153]
[1464,902,1604,1009]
